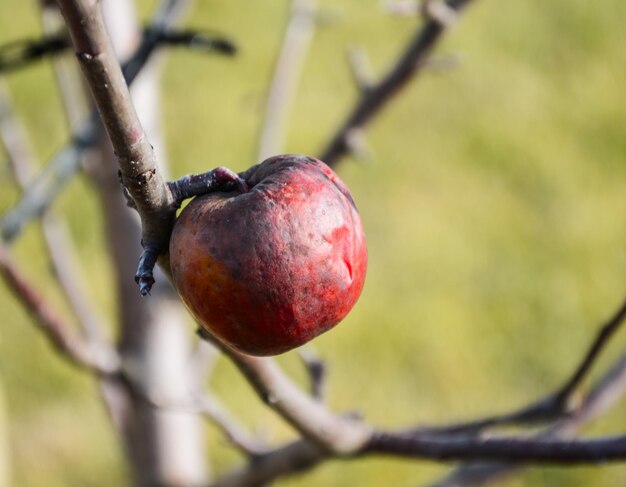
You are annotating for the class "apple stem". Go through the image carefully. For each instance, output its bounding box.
[167,166,249,207]
[132,166,250,295]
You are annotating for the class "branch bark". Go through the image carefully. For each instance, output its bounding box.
[209,439,324,487]
[96,0,209,485]
[199,393,268,457]
[210,346,626,487]
[56,0,175,258]
[428,352,626,487]
[365,433,626,464]
[226,351,371,454]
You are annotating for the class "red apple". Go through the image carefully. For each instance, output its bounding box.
[169,154,367,356]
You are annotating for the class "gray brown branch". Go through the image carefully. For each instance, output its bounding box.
[417,296,626,436]
[319,0,474,165]
[427,352,626,487]
[0,81,105,342]
[0,244,120,375]
[210,350,626,487]
[0,0,186,245]
[299,348,326,401]
[199,393,268,457]
[209,439,325,487]
[56,0,175,251]
[364,433,626,464]
[225,350,371,454]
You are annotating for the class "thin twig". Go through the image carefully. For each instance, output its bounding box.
[257,0,317,161]
[0,81,105,342]
[41,3,89,128]
[346,46,374,92]
[319,0,474,165]
[0,119,96,243]
[427,353,626,487]
[0,0,190,244]
[209,438,325,487]
[195,327,371,455]
[0,34,68,73]
[299,348,326,401]
[191,339,220,386]
[418,296,626,436]
[0,244,119,375]
[199,393,268,457]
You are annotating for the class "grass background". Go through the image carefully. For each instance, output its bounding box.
[1,0,626,485]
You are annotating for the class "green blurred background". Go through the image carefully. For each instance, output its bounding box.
[1,0,626,485]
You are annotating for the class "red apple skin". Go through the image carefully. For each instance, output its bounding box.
[169,154,367,356]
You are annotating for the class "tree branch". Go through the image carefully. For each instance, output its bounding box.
[0,80,106,343]
[0,0,191,245]
[52,0,626,480]
[0,244,120,375]
[199,393,268,457]
[257,0,317,161]
[417,296,626,436]
[299,348,326,401]
[57,0,173,228]
[365,432,626,464]
[210,350,626,487]
[319,0,474,166]
[209,439,325,487]
[204,334,371,455]
[427,352,626,487]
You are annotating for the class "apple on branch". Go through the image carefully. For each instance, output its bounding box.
[136,154,367,356]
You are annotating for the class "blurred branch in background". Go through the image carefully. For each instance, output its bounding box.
[0,3,235,245]
[198,392,268,457]
[419,296,626,436]
[320,0,473,166]
[257,0,317,161]
[209,439,324,487]
[0,244,120,374]
[0,35,69,74]
[41,2,88,128]
[298,348,327,401]
[428,352,626,486]
[0,81,106,344]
